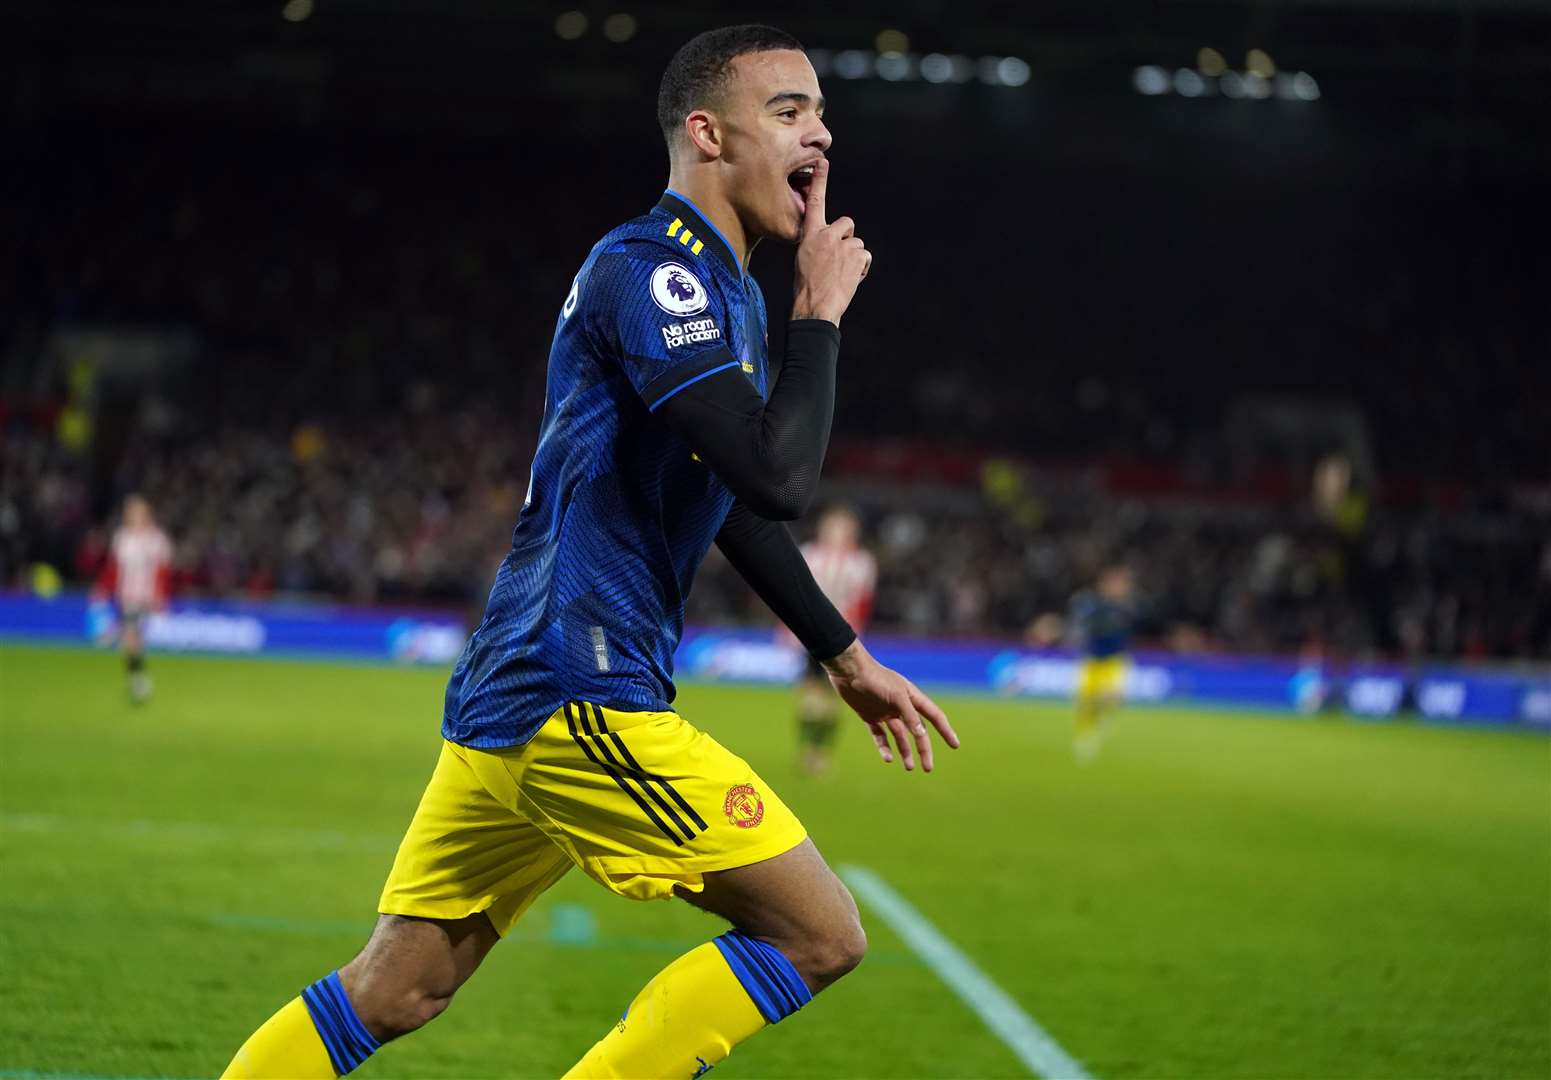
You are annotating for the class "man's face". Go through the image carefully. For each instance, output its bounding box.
[1100,568,1134,601]
[818,510,859,548]
[716,49,831,242]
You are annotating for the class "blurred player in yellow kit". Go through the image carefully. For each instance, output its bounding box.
[787,505,877,774]
[1070,564,1136,762]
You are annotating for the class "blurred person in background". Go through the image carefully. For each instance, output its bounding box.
[221,25,957,1080]
[91,494,172,704]
[1070,563,1137,762]
[789,505,877,775]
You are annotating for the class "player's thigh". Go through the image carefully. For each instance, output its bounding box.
[121,611,144,650]
[509,701,809,902]
[678,837,858,942]
[1095,656,1129,700]
[380,740,573,936]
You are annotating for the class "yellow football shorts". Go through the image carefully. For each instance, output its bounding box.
[1076,655,1130,701]
[378,700,807,935]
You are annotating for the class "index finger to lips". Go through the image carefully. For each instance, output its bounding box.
[802,158,829,235]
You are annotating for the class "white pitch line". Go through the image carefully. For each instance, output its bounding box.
[840,864,1093,1080]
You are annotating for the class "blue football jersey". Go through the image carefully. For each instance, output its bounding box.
[1071,591,1136,659]
[443,191,771,748]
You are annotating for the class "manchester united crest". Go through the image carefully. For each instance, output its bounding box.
[722,783,765,829]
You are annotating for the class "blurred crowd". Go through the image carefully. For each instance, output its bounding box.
[7,406,1548,660]
[3,126,1548,661]
[691,483,1551,662]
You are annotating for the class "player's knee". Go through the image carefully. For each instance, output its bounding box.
[353,983,456,1041]
[393,986,455,1038]
[795,918,867,990]
[340,959,459,1042]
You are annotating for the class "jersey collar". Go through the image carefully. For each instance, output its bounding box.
[656,190,742,279]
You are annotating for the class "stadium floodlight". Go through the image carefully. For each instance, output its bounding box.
[1220,71,1246,98]
[1173,68,1207,97]
[921,53,953,83]
[554,10,587,39]
[1132,65,1170,95]
[834,50,870,79]
[1292,71,1320,100]
[281,0,312,22]
[602,13,636,43]
[876,51,912,81]
[998,57,1031,87]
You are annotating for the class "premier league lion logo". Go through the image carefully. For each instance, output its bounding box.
[650,262,709,316]
[665,269,697,303]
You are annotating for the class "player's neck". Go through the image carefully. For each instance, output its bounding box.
[664,175,755,271]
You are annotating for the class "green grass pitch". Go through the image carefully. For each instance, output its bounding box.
[1,643,1547,1079]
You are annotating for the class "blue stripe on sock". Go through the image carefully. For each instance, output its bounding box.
[309,984,358,1075]
[301,983,350,1076]
[321,972,381,1057]
[713,934,780,1023]
[713,931,812,1024]
[725,932,809,1017]
[300,972,379,1076]
[306,981,365,1075]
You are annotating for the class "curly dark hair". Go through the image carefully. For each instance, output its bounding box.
[656,24,805,151]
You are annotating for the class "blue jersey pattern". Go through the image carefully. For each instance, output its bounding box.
[443,192,770,748]
[1071,591,1136,659]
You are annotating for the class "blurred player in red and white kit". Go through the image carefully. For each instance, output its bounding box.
[786,505,877,774]
[94,494,173,703]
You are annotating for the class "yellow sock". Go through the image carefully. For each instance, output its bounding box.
[222,997,336,1079]
[1076,688,1106,735]
[222,973,380,1079]
[564,932,811,1079]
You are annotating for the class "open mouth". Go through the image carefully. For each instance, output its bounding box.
[787,163,816,215]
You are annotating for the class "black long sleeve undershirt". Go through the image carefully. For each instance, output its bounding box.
[715,499,857,661]
[655,319,840,522]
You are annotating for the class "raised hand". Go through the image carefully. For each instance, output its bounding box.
[791,159,873,327]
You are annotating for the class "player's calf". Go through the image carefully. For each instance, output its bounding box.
[565,841,865,1079]
[683,836,867,993]
[338,913,498,1041]
[222,914,496,1078]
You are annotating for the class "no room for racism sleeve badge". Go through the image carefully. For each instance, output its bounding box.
[722,783,765,829]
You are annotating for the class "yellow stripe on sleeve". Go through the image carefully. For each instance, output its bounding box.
[667,218,682,238]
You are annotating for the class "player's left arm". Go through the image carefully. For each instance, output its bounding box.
[716,501,959,771]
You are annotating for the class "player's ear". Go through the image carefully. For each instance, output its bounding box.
[683,109,724,160]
